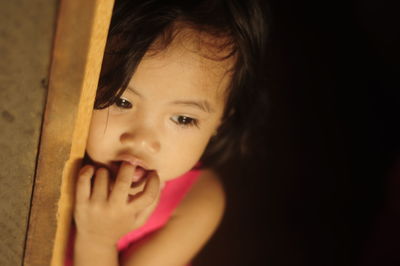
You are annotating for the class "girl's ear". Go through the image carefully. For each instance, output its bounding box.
[213,117,223,137]
[212,129,218,137]
[227,108,235,118]
[211,107,235,140]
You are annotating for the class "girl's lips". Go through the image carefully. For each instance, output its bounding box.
[111,154,155,184]
[108,161,151,185]
[114,153,151,170]
[132,166,147,182]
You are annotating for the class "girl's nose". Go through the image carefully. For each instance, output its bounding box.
[119,129,161,154]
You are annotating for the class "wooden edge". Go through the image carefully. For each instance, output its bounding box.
[23,1,115,265]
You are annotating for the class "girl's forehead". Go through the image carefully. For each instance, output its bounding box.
[132,45,233,106]
[138,28,235,99]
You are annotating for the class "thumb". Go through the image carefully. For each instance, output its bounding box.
[127,170,160,209]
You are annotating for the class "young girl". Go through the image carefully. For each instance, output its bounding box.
[67,0,267,265]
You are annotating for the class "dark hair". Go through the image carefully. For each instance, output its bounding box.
[94,0,268,168]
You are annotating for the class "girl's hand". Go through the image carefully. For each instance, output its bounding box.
[73,162,160,247]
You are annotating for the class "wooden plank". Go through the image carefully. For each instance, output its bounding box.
[23,1,115,265]
[0,1,57,265]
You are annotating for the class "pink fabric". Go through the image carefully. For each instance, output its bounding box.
[65,169,201,265]
[117,169,200,250]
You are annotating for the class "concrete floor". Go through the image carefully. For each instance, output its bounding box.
[0,1,56,265]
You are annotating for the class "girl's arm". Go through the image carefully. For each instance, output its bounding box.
[120,169,226,266]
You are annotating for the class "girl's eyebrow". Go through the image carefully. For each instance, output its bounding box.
[127,86,142,97]
[127,86,214,113]
[170,100,214,114]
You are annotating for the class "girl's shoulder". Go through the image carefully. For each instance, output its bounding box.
[119,169,225,265]
[173,168,226,225]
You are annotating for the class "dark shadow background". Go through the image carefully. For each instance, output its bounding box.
[194,0,399,265]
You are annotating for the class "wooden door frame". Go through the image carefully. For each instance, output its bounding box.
[23,1,115,265]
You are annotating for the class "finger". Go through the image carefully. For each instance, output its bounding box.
[127,170,150,196]
[75,165,94,204]
[128,170,160,209]
[127,182,146,196]
[90,168,110,202]
[109,162,136,204]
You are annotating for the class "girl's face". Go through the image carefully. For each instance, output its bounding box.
[86,35,233,184]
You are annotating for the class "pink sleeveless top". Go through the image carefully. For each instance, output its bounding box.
[65,169,201,265]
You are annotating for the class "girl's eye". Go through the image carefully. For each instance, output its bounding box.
[170,115,199,128]
[114,98,133,109]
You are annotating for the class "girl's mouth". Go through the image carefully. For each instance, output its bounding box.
[131,165,149,188]
[112,161,151,188]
